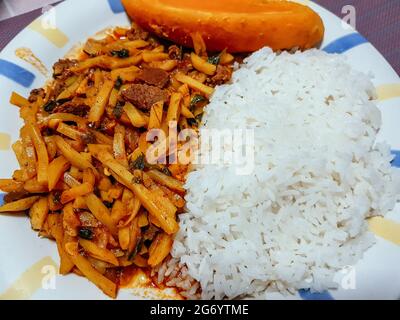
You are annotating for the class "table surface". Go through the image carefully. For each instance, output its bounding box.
[0,0,399,75]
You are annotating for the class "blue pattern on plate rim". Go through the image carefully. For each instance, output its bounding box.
[391,150,400,168]
[323,33,368,54]
[0,59,35,88]
[107,0,125,13]
[298,289,334,300]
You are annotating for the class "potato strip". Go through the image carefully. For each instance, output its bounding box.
[26,123,49,184]
[54,136,97,174]
[175,73,214,97]
[66,242,117,298]
[88,145,178,234]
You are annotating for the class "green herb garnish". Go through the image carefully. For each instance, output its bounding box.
[114,76,123,90]
[189,95,207,111]
[78,228,94,240]
[187,113,204,127]
[113,101,124,119]
[130,154,146,171]
[111,49,130,58]
[128,238,143,260]
[208,54,221,65]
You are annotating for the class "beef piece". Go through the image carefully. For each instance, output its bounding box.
[176,53,193,74]
[28,88,46,103]
[209,65,232,86]
[126,26,149,41]
[99,117,117,135]
[168,45,182,60]
[51,80,66,100]
[52,100,90,117]
[142,224,159,242]
[125,128,140,153]
[53,59,77,78]
[83,38,105,57]
[137,67,169,88]
[81,133,96,145]
[122,84,168,111]
[50,70,78,100]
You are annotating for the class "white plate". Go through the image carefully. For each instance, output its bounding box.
[0,0,399,300]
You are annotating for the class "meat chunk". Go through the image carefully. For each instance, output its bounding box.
[52,99,90,117]
[53,59,77,78]
[99,117,117,135]
[209,65,232,86]
[168,45,182,60]
[125,128,140,153]
[126,26,149,41]
[137,67,169,88]
[79,129,96,144]
[83,38,105,57]
[122,84,168,111]
[51,80,66,101]
[28,88,46,103]
[176,53,193,74]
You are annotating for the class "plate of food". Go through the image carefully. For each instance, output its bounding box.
[0,0,400,300]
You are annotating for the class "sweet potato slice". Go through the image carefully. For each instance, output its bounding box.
[122,0,324,52]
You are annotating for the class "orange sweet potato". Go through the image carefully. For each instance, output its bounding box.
[121,0,324,52]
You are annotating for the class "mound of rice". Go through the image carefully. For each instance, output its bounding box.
[171,48,400,299]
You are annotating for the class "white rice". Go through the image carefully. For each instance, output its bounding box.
[152,257,200,300]
[170,48,400,299]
